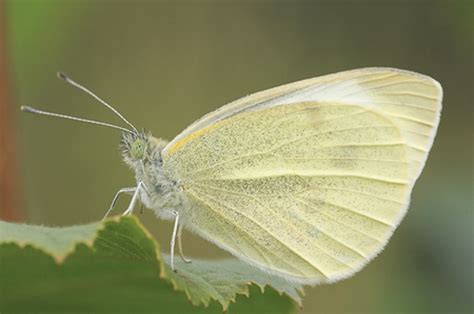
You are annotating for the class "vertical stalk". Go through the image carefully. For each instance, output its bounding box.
[0,2,23,221]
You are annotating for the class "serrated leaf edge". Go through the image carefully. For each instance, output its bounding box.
[0,216,303,311]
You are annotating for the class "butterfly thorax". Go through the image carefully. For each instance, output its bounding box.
[121,132,183,220]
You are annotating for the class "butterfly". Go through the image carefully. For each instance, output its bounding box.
[23,67,442,284]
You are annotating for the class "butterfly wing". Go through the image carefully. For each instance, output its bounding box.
[163,68,442,284]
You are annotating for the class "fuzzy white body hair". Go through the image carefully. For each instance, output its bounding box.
[121,133,186,221]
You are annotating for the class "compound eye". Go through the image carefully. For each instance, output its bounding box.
[131,139,146,159]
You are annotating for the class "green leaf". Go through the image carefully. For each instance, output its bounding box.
[0,216,303,313]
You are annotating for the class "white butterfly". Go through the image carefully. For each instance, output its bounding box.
[24,68,442,284]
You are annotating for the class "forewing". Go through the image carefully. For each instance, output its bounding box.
[163,69,442,283]
[165,67,442,181]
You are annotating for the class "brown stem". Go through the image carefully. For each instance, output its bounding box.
[0,2,23,221]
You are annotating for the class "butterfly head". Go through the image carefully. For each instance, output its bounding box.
[120,131,168,169]
[121,131,150,165]
[131,137,146,159]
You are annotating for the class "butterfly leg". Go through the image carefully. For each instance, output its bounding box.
[103,187,136,220]
[170,210,180,272]
[177,225,192,263]
[122,181,144,216]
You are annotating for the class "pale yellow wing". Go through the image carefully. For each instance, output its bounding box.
[163,68,442,284]
[164,67,442,181]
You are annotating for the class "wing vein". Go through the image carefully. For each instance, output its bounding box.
[340,79,434,99]
[267,125,395,155]
[292,196,384,245]
[192,182,396,229]
[270,155,410,164]
[290,72,397,102]
[188,142,406,180]
[368,101,438,112]
[190,185,355,273]
[297,186,407,205]
[384,113,434,127]
[309,198,395,227]
[194,173,410,185]
[257,72,392,108]
[186,189,315,277]
[381,91,439,101]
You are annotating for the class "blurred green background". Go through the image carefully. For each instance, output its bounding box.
[3,0,473,313]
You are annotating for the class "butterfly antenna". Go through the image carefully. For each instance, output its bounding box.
[57,72,139,134]
[21,105,135,134]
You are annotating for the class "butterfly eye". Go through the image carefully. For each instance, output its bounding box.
[131,139,146,159]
